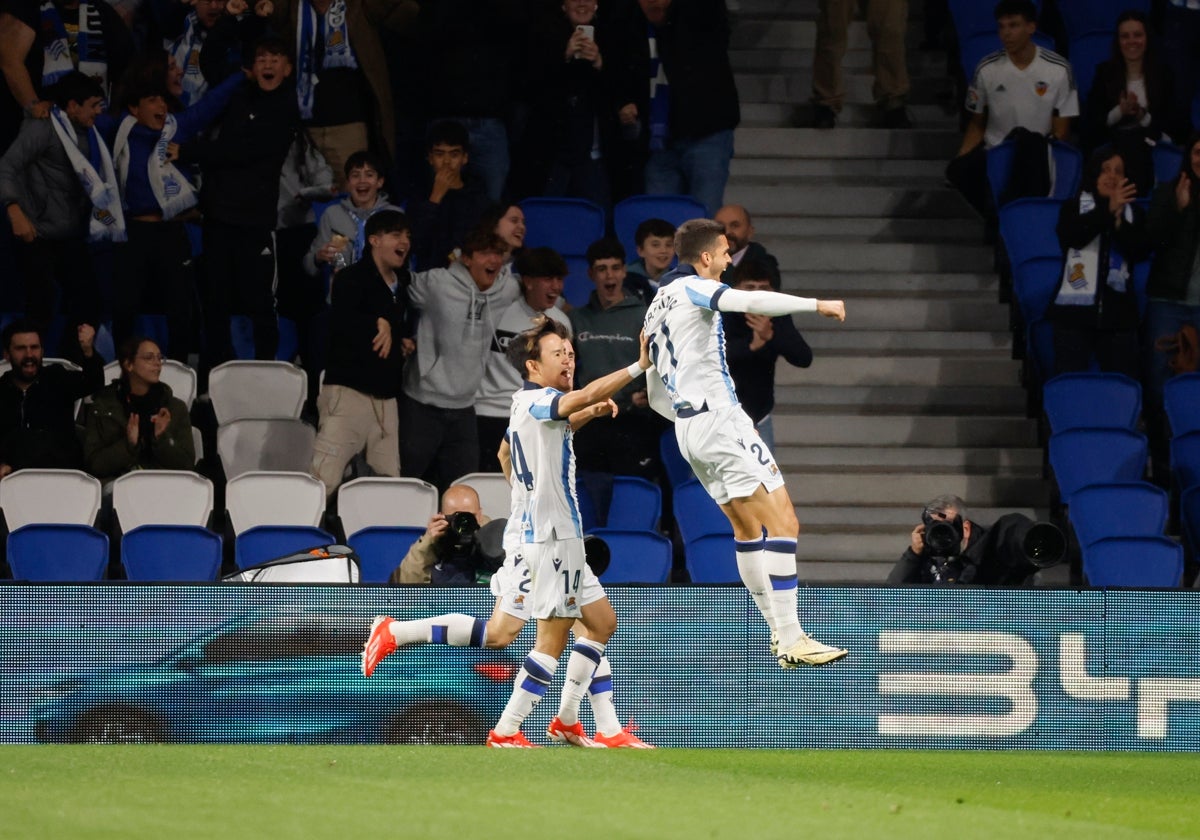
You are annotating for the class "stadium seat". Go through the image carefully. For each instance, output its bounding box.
[562,255,593,308]
[208,360,308,424]
[1177,484,1200,563]
[997,197,1062,272]
[1067,481,1168,548]
[1057,0,1148,37]
[613,194,706,258]
[345,525,426,583]
[988,141,1080,208]
[660,429,694,487]
[216,418,316,480]
[1012,257,1065,330]
[605,476,663,531]
[1025,317,1056,386]
[672,479,733,543]
[121,524,223,582]
[0,468,101,530]
[1169,430,1200,494]
[111,470,214,532]
[336,477,439,537]
[224,471,327,535]
[1066,31,1114,106]
[7,523,108,581]
[1163,372,1200,438]
[1042,372,1141,433]
[589,528,672,584]
[576,478,600,532]
[1153,142,1183,186]
[451,472,512,521]
[1047,427,1148,505]
[684,533,739,583]
[103,358,198,408]
[235,524,337,570]
[519,197,605,257]
[1082,535,1182,588]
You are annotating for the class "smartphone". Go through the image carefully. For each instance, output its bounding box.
[576,24,594,40]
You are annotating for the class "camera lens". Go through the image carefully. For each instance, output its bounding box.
[925,521,960,556]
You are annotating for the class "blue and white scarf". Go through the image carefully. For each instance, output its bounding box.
[40,0,108,93]
[646,23,670,151]
[1057,191,1133,306]
[295,0,359,120]
[165,12,208,107]
[48,105,125,241]
[112,114,198,220]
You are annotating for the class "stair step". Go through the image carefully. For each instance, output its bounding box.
[725,182,974,218]
[765,239,992,272]
[729,47,948,75]
[782,472,1052,507]
[731,19,931,50]
[802,330,1013,354]
[773,413,1036,446]
[796,558,897,583]
[779,270,997,296]
[735,126,961,159]
[775,445,1042,473]
[791,505,1045,528]
[737,71,947,106]
[782,298,1009,331]
[731,154,950,180]
[779,355,1021,387]
[774,384,1029,414]
[751,215,981,241]
[740,101,957,129]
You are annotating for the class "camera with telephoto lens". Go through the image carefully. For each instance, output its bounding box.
[437,511,481,556]
[921,509,964,558]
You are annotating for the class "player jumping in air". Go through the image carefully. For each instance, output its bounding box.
[643,218,849,668]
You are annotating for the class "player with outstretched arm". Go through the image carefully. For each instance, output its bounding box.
[643,218,849,668]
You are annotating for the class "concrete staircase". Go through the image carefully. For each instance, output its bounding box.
[725,0,1052,582]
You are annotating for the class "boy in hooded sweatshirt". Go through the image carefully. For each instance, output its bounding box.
[401,227,520,492]
[303,149,401,281]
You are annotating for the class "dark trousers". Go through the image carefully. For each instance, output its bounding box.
[275,223,327,410]
[1052,324,1140,380]
[15,236,100,330]
[112,220,195,361]
[400,396,479,494]
[200,221,279,369]
[945,142,991,219]
[476,414,509,473]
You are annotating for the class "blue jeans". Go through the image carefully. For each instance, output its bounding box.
[644,129,735,216]
[755,413,776,452]
[440,116,510,204]
[1143,299,1200,412]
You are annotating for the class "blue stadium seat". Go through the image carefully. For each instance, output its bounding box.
[1152,142,1183,186]
[7,523,108,582]
[1068,481,1168,548]
[672,479,732,543]
[1169,430,1200,494]
[607,476,662,531]
[562,255,593,307]
[997,197,1063,276]
[1067,30,1114,106]
[988,142,1080,208]
[1082,535,1182,587]
[1057,0,1148,38]
[235,524,336,570]
[1163,372,1200,438]
[1042,372,1141,433]
[1012,257,1063,329]
[684,533,739,583]
[1177,485,1200,566]
[590,529,672,584]
[1048,427,1148,504]
[1026,317,1056,385]
[575,479,600,532]
[613,194,706,259]
[519,197,605,257]
[121,525,223,582]
[345,525,425,583]
[660,430,694,488]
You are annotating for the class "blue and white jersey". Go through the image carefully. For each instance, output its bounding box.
[506,382,584,544]
[643,273,739,416]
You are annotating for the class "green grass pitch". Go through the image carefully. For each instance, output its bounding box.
[2,746,1197,839]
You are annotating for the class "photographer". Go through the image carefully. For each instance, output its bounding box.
[888,494,1066,586]
[389,484,505,585]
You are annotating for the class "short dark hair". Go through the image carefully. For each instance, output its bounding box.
[117,335,157,369]
[117,50,172,112]
[515,247,567,278]
[462,227,505,256]
[506,317,571,377]
[252,36,292,61]
[343,150,386,178]
[993,0,1037,22]
[365,209,410,238]
[2,318,43,352]
[674,218,726,264]
[732,258,778,290]
[47,71,105,110]
[585,237,626,266]
[426,120,470,153]
[634,218,676,247]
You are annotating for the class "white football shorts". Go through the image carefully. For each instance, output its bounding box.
[677,403,786,505]
[497,537,606,620]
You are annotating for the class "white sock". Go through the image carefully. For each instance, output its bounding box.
[557,638,605,726]
[735,537,776,632]
[586,655,622,737]
[763,537,802,648]
[495,651,557,736]
[389,614,486,647]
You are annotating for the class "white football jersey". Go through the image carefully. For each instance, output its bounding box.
[967,46,1079,148]
[506,383,583,544]
[643,274,739,416]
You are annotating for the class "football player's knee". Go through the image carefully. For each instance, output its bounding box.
[484,619,521,649]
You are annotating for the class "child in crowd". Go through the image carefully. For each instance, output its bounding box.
[623,217,675,303]
[407,120,491,270]
[303,150,402,283]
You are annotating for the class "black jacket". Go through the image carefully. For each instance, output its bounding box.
[722,311,812,423]
[0,356,104,471]
[324,255,412,399]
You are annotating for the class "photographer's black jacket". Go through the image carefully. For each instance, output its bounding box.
[888,513,1051,586]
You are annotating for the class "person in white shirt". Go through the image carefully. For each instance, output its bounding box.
[946,0,1079,216]
[643,218,849,669]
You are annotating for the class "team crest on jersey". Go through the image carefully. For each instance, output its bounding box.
[967,88,980,108]
[513,595,525,606]
[566,597,577,608]
[1035,81,1049,97]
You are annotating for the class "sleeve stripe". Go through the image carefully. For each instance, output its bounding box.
[710,284,728,310]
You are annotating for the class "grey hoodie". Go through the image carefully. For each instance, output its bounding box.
[302,193,402,277]
[403,261,520,409]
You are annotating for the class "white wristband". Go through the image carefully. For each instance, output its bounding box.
[626,362,643,379]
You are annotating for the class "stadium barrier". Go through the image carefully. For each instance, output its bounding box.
[3,584,1198,750]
